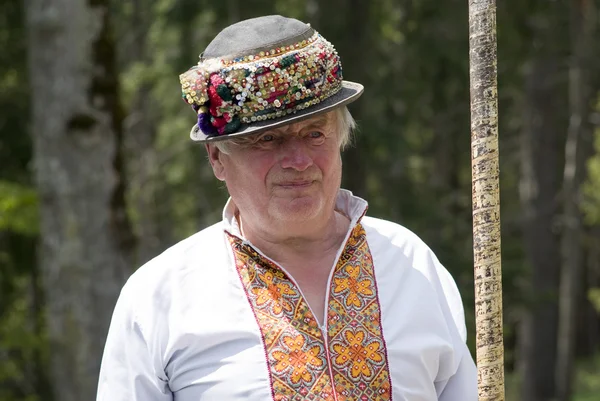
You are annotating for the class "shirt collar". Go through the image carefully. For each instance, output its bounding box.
[222,189,368,238]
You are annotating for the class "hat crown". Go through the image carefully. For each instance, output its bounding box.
[179,15,363,142]
[203,15,313,59]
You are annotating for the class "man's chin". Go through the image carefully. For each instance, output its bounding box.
[271,198,322,221]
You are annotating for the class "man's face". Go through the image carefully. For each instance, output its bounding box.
[207,111,342,229]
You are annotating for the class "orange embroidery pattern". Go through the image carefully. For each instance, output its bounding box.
[229,238,334,400]
[228,223,391,401]
[328,225,392,400]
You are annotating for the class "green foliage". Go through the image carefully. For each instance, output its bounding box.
[506,356,600,401]
[0,277,45,401]
[274,0,306,19]
[573,355,600,401]
[0,0,29,184]
[589,288,600,314]
[583,128,600,225]
[0,181,38,236]
[0,1,49,398]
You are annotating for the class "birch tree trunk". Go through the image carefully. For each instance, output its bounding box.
[556,1,597,399]
[468,1,505,400]
[26,0,135,399]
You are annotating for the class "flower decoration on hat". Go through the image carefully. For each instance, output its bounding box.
[179,32,344,138]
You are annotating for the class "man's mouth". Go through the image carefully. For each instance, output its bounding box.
[276,180,314,188]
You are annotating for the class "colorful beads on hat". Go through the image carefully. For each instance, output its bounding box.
[180,67,210,106]
[179,32,343,137]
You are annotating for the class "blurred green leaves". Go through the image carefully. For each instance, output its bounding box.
[589,288,600,314]
[0,181,38,236]
[583,128,600,225]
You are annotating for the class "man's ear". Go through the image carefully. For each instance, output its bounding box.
[205,144,226,181]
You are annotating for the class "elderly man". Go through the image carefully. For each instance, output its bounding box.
[97,15,477,401]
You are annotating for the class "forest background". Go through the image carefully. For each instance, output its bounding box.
[1,0,600,400]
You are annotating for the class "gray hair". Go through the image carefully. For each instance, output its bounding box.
[337,106,356,151]
[213,106,356,155]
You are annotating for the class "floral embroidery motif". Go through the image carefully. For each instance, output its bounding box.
[333,264,375,308]
[328,225,392,400]
[332,330,383,378]
[271,334,324,384]
[251,270,296,316]
[228,223,391,401]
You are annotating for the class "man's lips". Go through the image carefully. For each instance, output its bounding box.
[275,180,314,188]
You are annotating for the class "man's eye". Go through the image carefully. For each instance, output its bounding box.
[309,131,324,139]
[260,134,275,142]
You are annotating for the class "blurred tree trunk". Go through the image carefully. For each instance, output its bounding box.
[29,246,54,400]
[122,0,163,265]
[583,227,600,352]
[318,0,370,198]
[429,22,471,258]
[518,6,567,400]
[557,3,597,398]
[126,97,161,266]
[26,0,135,400]
[576,226,600,356]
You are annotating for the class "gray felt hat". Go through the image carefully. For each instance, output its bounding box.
[179,15,364,143]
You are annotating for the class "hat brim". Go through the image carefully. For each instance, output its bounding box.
[190,80,364,143]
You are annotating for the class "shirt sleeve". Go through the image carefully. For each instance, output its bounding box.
[431,252,478,401]
[96,283,173,401]
[437,342,478,401]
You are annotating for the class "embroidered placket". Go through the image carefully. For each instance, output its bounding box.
[228,224,392,401]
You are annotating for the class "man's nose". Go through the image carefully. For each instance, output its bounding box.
[279,137,313,171]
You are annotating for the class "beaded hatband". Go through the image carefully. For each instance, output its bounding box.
[179,32,343,138]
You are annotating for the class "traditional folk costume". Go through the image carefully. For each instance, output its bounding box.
[97,191,477,401]
[98,15,477,401]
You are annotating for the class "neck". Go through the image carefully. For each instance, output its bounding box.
[238,210,351,264]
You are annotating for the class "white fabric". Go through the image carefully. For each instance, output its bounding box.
[97,190,477,401]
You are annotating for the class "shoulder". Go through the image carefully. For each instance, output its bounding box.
[361,215,421,241]
[361,215,468,341]
[361,215,434,258]
[119,222,227,308]
[111,222,230,348]
[361,215,445,283]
